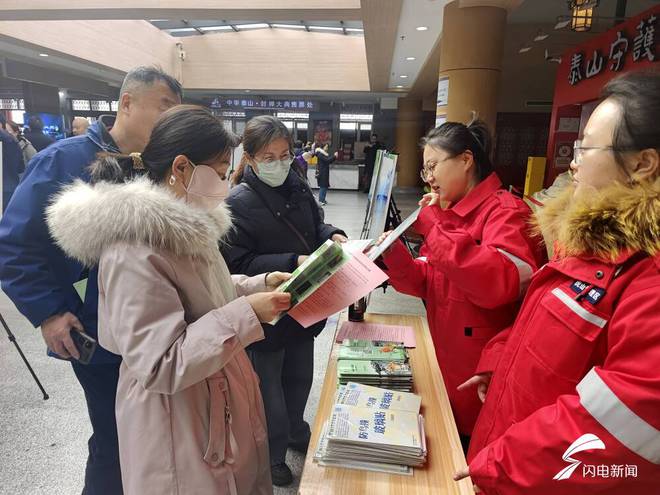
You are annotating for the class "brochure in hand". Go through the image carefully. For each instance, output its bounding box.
[272,240,389,327]
[341,207,421,261]
[276,240,349,307]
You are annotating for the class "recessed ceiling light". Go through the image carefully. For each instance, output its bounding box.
[534,30,549,42]
[199,25,234,32]
[236,23,269,30]
[416,26,429,31]
[554,18,571,30]
[406,56,416,61]
[396,85,404,88]
[400,75,408,79]
[272,23,306,29]
[309,25,344,32]
[167,27,197,33]
[39,53,49,57]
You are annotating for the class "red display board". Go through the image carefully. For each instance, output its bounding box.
[545,5,660,186]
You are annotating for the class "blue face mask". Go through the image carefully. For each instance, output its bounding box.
[253,159,291,187]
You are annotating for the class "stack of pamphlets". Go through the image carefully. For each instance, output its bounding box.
[314,382,426,475]
[336,340,413,391]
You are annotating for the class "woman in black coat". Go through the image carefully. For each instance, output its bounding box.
[222,116,346,487]
[315,143,335,205]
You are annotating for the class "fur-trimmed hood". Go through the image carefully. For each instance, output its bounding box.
[46,178,232,267]
[535,177,660,261]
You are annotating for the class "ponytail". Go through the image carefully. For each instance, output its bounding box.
[231,154,250,186]
[88,152,145,184]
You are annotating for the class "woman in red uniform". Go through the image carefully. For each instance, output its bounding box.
[378,118,545,440]
[457,71,660,494]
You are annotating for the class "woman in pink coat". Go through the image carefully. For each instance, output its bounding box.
[46,105,291,495]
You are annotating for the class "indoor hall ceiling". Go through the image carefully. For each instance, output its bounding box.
[150,19,364,37]
[406,0,660,102]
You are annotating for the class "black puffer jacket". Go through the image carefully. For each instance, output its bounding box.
[315,149,334,188]
[222,165,345,351]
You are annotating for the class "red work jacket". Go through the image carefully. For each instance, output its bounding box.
[382,173,545,435]
[467,251,660,494]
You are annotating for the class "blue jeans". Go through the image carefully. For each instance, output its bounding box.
[318,187,328,203]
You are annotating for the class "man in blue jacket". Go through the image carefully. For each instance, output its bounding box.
[0,66,181,494]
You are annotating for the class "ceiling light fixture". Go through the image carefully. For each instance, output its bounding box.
[199,25,234,32]
[39,53,49,57]
[396,85,404,88]
[406,56,416,61]
[399,75,408,78]
[166,27,197,33]
[236,23,270,30]
[344,28,364,33]
[309,25,344,31]
[416,26,429,31]
[518,45,532,53]
[568,0,599,32]
[554,17,572,30]
[534,30,549,42]
[272,23,307,29]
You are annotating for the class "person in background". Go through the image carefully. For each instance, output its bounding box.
[47,105,289,495]
[24,115,56,151]
[6,120,37,167]
[224,116,347,487]
[375,117,545,447]
[0,115,25,210]
[457,70,660,495]
[293,139,304,157]
[72,116,90,136]
[315,143,336,205]
[0,66,182,495]
[362,133,385,192]
[292,139,309,179]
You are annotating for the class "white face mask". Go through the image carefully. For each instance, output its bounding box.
[253,159,291,187]
[181,162,229,211]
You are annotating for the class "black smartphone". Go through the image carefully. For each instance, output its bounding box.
[70,330,97,365]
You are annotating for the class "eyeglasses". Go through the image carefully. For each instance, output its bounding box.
[419,154,458,182]
[573,140,637,166]
[255,153,292,164]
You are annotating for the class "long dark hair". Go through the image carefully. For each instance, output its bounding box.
[420,114,494,182]
[89,105,237,184]
[231,115,293,185]
[601,70,660,169]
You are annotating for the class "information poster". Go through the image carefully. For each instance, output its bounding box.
[362,150,398,240]
[313,120,333,145]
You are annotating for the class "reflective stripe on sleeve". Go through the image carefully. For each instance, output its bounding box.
[496,248,533,296]
[551,288,608,328]
[577,367,660,464]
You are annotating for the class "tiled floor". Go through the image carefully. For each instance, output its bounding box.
[0,188,425,495]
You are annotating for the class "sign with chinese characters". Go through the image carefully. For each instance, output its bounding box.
[0,98,24,110]
[208,97,319,111]
[436,77,449,106]
[567,11,658,87]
